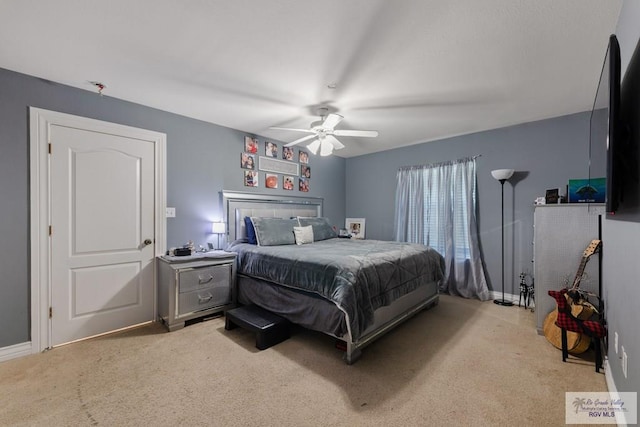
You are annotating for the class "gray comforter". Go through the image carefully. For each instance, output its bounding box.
[227,238,445,340]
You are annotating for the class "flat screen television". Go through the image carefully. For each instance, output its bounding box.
[592,34,640,222]
[590,35,621,214]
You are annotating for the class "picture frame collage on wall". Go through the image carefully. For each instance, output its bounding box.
[241,136,311,192]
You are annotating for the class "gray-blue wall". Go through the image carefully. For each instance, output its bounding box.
[0,67,345,347]
[346,113,592,294]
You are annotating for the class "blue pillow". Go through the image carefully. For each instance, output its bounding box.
[244,216,257,244]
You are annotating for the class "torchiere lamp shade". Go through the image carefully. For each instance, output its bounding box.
[491,169,515,181]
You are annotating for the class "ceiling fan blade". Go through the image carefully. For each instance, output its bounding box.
[269,127,315,133]
[285,134,318,147]
[321,113,343,130]
[332,130,379,138]
[325,135,345,150]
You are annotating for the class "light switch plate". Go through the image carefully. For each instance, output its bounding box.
[166,207,176,218]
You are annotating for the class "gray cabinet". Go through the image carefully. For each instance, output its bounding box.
[157,252,236,331]
[533,205,602,334]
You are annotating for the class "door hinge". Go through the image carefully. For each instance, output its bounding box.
[48,143,52,154]
[49,307,53,318]
[49,225,53,236]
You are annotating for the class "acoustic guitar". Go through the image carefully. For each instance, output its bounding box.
[543,239,601,354]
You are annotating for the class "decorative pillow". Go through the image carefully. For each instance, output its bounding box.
[293,225,314,245]
[250,217,297,246]
[297,217,338,241]
[244,216,257,244]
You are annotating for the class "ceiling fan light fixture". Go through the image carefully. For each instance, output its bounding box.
[307,139,321,155]
[320,139,333,156]
[269,109,377,154]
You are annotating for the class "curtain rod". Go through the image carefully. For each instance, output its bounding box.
[397,154,481,171]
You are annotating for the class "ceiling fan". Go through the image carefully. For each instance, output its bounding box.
[269,107,378,156]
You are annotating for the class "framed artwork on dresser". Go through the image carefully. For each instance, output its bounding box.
[345,218,366,239]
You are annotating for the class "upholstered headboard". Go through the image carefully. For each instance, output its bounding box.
[222,191,323,242]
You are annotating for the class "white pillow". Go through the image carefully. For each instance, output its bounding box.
[293,225,314,245]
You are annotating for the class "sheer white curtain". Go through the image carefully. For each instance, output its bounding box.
[394,157,490,300]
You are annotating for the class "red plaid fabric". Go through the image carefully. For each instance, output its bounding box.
[548,289,606,338]
[581,320,607,338]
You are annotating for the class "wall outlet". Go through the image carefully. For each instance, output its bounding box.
[166,207,176,218]
[615,331,619,354]
[622,347,628,378]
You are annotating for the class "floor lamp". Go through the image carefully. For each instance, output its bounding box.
[491,169,515,306]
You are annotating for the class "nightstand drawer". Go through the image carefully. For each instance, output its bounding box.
[179,264,231,293]
[178,284,231,315]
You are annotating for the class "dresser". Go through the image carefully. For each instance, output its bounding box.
[157,251,236,331]
[533,204,603,334]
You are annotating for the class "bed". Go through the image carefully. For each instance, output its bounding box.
[222,191,444,364]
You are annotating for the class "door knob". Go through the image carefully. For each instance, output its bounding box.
[143,239,153,246]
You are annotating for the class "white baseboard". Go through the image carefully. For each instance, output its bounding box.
[0,341,32,363]
[604,358,632,427]
[489,291,535,308]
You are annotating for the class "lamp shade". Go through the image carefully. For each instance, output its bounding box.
[491,169,515,181]
[211,222,226,234]
[320,139,333,156]
[307,139,321,155]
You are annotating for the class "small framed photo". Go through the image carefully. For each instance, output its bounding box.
[301,165,311,179]
[345,218,366,239]
[299,177,309,192]
[545,188,560,204]
[299,150,309,164]
[283,175,295,190]
[245,136,258,154]
[265,141,278,158]
[244,170,258,187]
[265,173,278,189]
[282,146,294,161]
[241,152,256,170]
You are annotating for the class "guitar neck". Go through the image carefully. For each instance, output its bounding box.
[571,258,588,290]
[571,240,601,290]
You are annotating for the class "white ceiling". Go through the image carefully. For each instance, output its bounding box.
[0,0,622,158]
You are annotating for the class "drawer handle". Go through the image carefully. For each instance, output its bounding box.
[198,293,213,303]
[198,275,214,285]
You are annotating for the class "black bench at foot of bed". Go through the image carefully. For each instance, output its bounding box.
[225,305,290,350]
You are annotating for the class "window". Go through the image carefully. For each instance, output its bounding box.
[421,163,472,259]
[394,157,489,299]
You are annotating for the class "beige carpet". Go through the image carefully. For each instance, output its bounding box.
[0,295,607,426]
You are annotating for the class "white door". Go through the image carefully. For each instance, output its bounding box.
[49,125,156,346]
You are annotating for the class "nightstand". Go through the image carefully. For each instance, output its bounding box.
[157,251,236,331]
